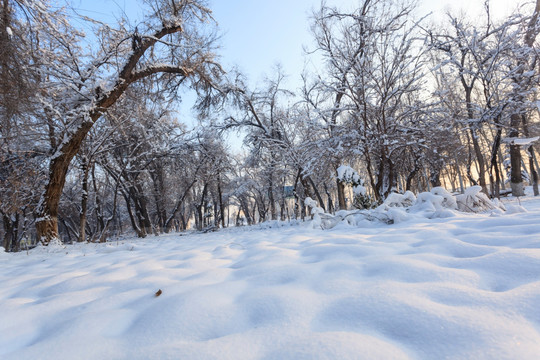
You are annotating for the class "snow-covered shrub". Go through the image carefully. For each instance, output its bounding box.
[305,197,324,215]
[382,191,416,208]
[409,191,455,218]
[430,187,458,209]
[337,165,376,209]
[305,197,325,228]
[353,192,376,210]
[336,165,361,185]
[491,198,506,212]
[455,186,500,213]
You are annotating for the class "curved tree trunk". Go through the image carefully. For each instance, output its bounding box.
[34,19,195,244]
[35,120,94,244]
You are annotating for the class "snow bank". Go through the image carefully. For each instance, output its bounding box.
[1,196,540,359]
[308,186,509,229]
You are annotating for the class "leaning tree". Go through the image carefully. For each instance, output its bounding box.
[9,0,222,244]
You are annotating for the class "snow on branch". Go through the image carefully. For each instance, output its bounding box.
[130,65,191,82]
[502,136,540,146]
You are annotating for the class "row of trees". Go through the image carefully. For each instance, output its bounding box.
[1,0,540,251]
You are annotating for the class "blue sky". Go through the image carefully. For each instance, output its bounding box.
[210,0,515,86]
[210,0,348,86]
[73,0,517,88]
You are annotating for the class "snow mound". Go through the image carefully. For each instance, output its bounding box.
[307,187,510,229]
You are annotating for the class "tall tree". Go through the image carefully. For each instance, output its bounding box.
[10,0,223,244]
[306,0,428,201]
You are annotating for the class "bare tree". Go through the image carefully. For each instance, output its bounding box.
[306,0,429,201]
[7,0,223,244]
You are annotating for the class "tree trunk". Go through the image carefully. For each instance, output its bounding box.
[123,192,145,238]
[375,153,394,200]
[489,125,503,199]
[2,213,19,252]
[521,114,539,195]
[406,156,421,192]
[217,173,226,228]
[430,168,441,188]
[91,164,106,233]
[308,176,326,212]
[508,0,540,196]
[324,183,334,214]
[78,155,90,242]
[196,183,208,230]
[455,159,464,194]
[336,177,347,210]
[164,180,195,233]
[151,169,166,232]
[469,128,488,194]
[509,114,525,196]
[268,177,276,221]
[528,147,539,196]
[293,169,301,220]
[35,121,93,244]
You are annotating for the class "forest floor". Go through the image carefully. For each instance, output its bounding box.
[2,190,540,359]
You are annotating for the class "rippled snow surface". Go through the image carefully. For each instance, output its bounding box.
[2,196,540,359]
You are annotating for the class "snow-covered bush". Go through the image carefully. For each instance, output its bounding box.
[305,197,324,216]
[310,186,510,230]
[336,165,376,209]
[305,197,325,228]
[455,186,502,213]
[431,187,457,209]
[382,191,416,208]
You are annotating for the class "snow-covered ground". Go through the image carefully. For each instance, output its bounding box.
[2,194,540,359]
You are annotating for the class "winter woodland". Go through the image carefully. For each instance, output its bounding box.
[1,0,540,251]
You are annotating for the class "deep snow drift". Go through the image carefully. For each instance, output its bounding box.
[2,193,540,359]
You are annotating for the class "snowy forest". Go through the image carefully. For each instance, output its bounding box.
[2,0,540,252]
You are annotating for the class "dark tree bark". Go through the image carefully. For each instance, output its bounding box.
[123,191,145,238]
[2,213,18,252]
[336,178,347,210]
[464,88,488,195]
[196,183,208,230]
[489,124,503,199]
[406,156,421,192]
[217,173,226,228]
[324,183,334,214]
[509,114,525,196]
[78,155,90,242]
[308,176,326,212]
[91,164,105,233]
